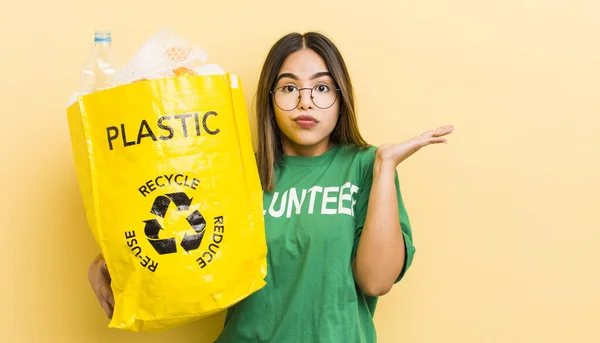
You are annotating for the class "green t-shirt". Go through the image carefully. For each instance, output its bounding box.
[215,144,416,343]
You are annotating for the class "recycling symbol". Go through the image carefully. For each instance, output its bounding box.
[144,192,206,255]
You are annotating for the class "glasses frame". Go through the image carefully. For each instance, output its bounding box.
[269,84,342,111]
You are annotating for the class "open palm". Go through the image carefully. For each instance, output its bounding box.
[376,125,455,166]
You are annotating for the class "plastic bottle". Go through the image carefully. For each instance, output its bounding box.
[80,30,117,94]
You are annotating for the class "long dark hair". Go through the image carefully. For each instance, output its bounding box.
[256,32,370,192]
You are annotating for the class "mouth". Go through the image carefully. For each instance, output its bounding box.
[294,115,318,128]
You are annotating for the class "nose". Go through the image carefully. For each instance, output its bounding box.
[297,88,313,110]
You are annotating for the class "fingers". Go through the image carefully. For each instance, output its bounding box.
[417,136,446,148]
[422,125,454,138]
[90,274,114,319]
[100,277,115,308]
[429,137,448,144]
[89,255,115,319]
[418,130,452,147]
[432,125,454,137]
[100,259,113,284]
[418,125,454,148]
[421,130,436,138]
[99,297,114,319]
[99,260,115,315]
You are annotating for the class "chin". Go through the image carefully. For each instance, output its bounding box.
[287,131,330,147]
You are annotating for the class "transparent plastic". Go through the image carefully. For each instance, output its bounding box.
[113,28,209,85]
[80,31,117,94]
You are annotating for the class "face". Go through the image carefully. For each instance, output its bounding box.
[272,48,340,155]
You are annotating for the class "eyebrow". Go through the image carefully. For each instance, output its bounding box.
[276,71,332,82]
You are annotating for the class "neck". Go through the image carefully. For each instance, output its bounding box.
[281,136,333,157]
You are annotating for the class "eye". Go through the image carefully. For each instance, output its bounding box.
[315,84,331,93]
[280,85,298,93]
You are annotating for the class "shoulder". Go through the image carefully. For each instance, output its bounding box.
[335,144,378,184]
[337,144,378,166]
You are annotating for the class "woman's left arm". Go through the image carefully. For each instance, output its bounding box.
[353,125,454,296]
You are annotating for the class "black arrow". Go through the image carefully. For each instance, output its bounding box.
[167,192,193,210]
[187,210,206,232]
[150,195,171,218]
[150,193,193,217]
[181,232,204,252]
[144,219,162,239]
[180,210,207,252]
[148,237,177,255]
[144,219,177,255]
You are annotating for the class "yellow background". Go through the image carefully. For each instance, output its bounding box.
[1,0,598,342]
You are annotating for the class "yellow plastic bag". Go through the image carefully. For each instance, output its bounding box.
[66,74,267,332]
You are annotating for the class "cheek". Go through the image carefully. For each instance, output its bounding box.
[322,105,340,131]
[273,108,290,132]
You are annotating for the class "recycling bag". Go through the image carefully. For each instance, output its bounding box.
[66,74,267,332]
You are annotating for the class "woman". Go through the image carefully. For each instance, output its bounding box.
[88,31,453,342]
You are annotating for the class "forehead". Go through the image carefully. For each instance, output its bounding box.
[278,49,329,77]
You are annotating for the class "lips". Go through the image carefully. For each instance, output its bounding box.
[294,115,318,128]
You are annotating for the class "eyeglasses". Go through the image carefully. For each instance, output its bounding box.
[270,84,341,111]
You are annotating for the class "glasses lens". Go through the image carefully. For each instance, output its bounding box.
[274,86,299,111]
[312,84,337,109]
